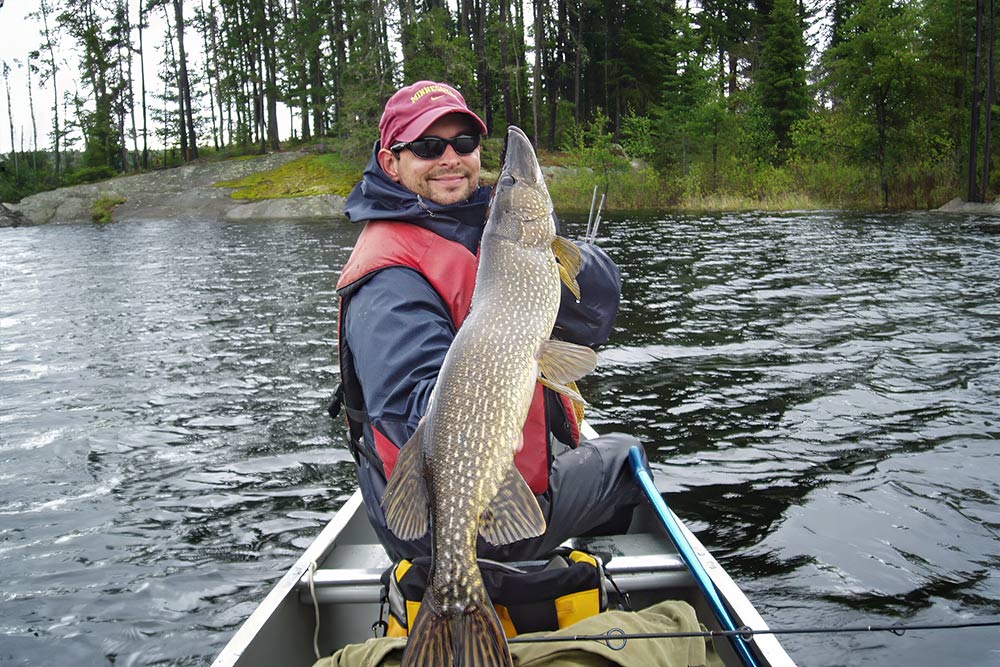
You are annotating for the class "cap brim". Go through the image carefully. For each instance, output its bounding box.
[394,106,488,143]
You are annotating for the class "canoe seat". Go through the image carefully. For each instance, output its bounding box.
[297,533,688,605]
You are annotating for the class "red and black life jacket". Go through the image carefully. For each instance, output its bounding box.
[335,220,579,494]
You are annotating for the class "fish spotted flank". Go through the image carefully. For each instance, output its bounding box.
[381,125,599,666]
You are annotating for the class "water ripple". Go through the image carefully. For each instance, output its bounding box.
[1,219,359,666]
[3,213,1000,666]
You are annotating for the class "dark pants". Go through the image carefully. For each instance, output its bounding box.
[356,432,646,562]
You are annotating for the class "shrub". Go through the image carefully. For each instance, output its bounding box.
[789,159,876,208]
[65,165,118,186]
[91,195,126,223]
[621,111,656,162]
[560,110,630,197]
[546,164,676,212]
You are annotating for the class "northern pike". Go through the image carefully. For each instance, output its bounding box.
[381,125,600,667]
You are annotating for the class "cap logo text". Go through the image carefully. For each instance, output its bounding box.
[410,85,458,104]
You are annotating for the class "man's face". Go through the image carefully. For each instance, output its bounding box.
[378,113,481,206]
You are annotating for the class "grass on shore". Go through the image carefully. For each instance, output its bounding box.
[543,161,831,213]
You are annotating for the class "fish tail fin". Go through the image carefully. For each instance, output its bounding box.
[458,597,512,667]
[402,592,512,667]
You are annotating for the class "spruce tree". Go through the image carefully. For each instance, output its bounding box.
[755,0,810,157]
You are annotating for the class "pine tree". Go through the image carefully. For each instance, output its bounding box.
[59,0,126,171]
[755,0,810,157]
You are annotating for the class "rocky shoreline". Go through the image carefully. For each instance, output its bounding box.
[0,202,28,226]
[934,197,1000,215]
[3,153,999,226]
[2,150,349,226]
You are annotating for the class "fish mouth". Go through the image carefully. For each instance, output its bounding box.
[500,126,541,186]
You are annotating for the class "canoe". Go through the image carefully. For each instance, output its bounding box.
[211,426,796,667]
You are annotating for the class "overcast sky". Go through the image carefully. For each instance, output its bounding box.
[0,1,211,156]
[0,1,304,158]
[1,0,66,154]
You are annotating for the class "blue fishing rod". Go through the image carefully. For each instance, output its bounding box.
[627,446,760,667]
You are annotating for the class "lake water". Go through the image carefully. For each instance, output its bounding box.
[2,211,999,666]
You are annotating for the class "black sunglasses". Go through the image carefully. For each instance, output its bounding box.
[390,133,481,159]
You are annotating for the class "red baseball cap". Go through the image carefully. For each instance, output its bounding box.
[379,81,488,149]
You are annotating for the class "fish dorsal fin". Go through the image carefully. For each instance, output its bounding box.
[553,236,582,300]
[558,264,582,301]
[552,236,582,277]
[537,338,598,384]
[381,423,430,541]
[479,465,546,546]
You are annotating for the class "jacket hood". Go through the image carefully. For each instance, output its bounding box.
[343,142,492,254]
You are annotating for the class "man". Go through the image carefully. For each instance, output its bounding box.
[334,80,643,562]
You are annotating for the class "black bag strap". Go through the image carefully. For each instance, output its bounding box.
[327,381,385,477]
[327,383,346,420]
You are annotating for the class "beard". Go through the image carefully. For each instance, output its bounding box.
[412,165,478,205]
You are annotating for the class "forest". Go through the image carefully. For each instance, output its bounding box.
[1,0,997,210]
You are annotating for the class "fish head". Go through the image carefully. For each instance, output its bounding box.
[485,126,555,249]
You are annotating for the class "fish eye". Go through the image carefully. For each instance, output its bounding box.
[499,174,516,187]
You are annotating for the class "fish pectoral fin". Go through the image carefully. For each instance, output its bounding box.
[538,376,588,406]
[553,236,583,300]
[381,424,430,541]
[537,338,599,384]
[479,466,546,546]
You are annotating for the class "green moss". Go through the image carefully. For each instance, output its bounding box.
[215,154,363,201]
[91,195,126,223]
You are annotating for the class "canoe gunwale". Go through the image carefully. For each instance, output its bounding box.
[210,491,365,667]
